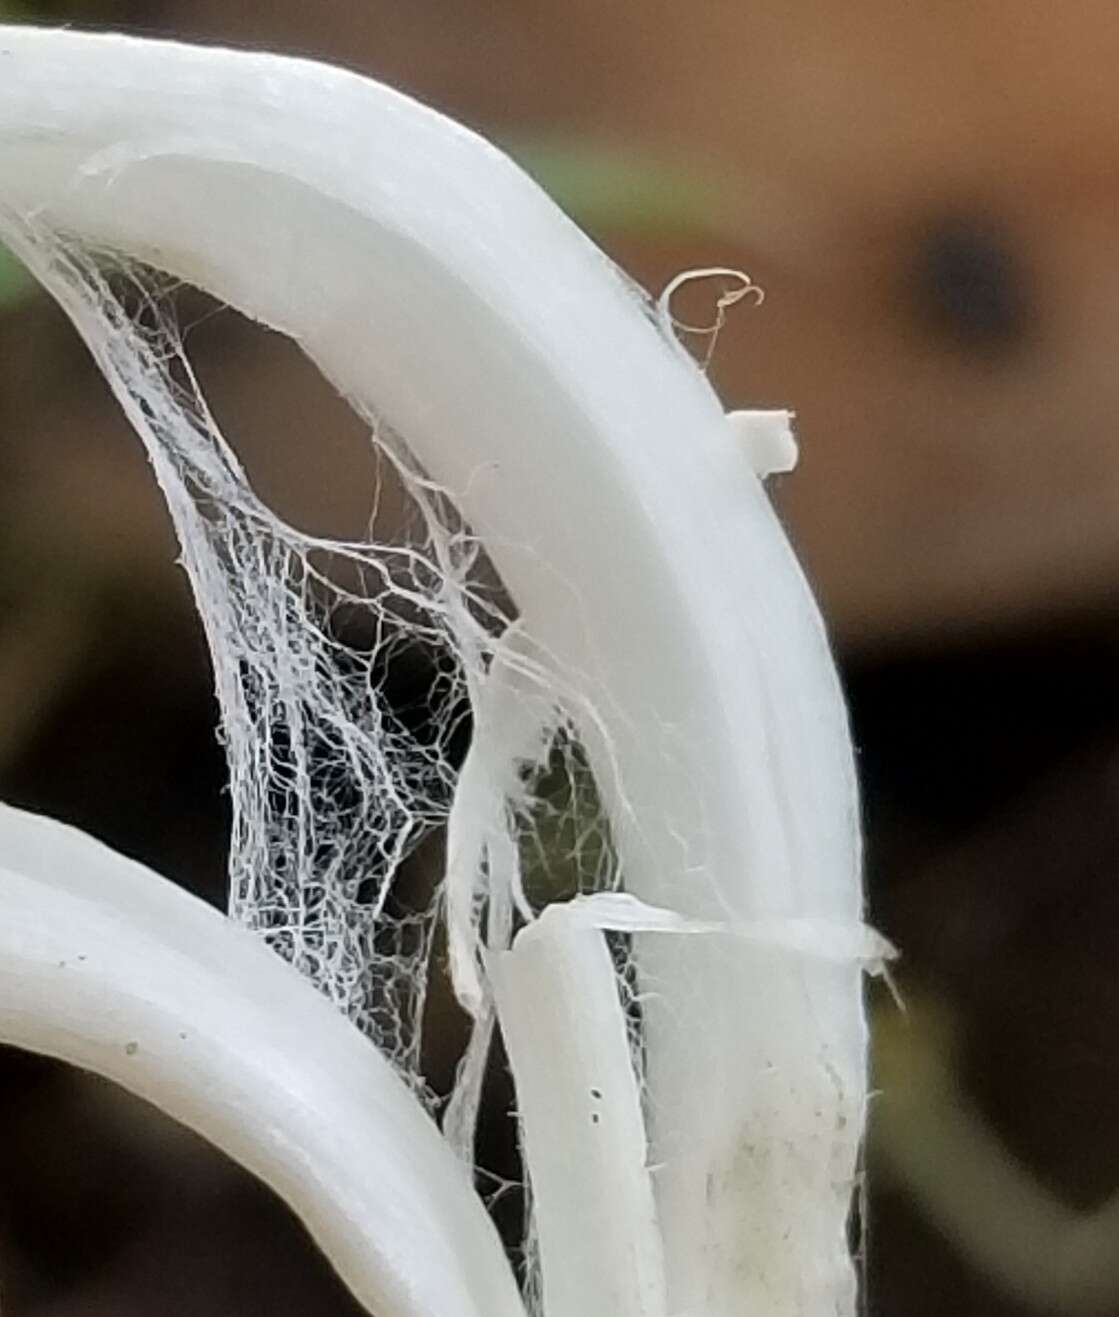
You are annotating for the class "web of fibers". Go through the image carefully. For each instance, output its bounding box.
[6,221,628,1153]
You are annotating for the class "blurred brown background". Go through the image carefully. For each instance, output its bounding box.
[4,1,1119,1314]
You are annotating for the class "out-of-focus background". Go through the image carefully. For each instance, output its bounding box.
[4,2,1119,1314]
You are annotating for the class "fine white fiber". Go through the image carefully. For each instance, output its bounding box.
[0,25,876,1317]
[0,208,498,1100]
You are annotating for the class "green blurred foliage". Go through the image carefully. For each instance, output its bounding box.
[0,248,30,310]
[511,139,730,240]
